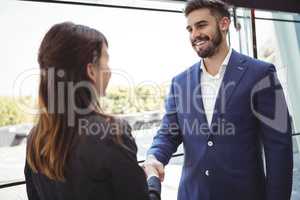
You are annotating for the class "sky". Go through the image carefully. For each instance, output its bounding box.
[0,1,280,98]
[0,0,199,97]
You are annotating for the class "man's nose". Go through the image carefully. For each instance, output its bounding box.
[191,29,200,40]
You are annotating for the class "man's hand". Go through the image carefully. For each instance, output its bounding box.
[143,155,165,182]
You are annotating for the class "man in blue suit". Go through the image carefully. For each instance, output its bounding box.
[144,0,293,200]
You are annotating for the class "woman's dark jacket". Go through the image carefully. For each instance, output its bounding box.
[24,115,161,200]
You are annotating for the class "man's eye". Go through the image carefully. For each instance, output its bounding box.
[196,24,206,28]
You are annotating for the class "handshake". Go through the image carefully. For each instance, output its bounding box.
[142,155,165,182]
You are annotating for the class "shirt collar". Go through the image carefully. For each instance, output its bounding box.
[200,48,232,79]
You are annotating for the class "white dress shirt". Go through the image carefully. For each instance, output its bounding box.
[200,48,232,126]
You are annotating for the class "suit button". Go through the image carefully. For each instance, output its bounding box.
[208,141,213,147]
[205,170,210,176]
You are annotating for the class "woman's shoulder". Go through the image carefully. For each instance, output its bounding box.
[77,114,111,140]
[78,114,132,138]
[74,114,139,173]
[77,114,137,154]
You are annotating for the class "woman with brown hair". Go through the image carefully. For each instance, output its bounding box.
[24,22,161,200]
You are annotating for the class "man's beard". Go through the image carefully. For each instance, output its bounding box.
[192,27,223,58]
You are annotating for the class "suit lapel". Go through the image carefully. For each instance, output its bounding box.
[188,62,210,132]
[197,62,209,126]
[210,50,248,129]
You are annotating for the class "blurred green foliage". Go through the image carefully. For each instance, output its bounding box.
[0,96,35,127]
[101,85,167,114]
[0,85,168,127]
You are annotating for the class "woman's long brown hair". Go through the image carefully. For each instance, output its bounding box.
[26,22,121,181]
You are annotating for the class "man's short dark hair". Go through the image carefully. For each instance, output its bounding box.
[184,0,231,19]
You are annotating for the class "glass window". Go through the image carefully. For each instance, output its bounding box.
[1,1,299,200]
[255,9,300,200]
[228,8,253,56]
[0,0,188,198]
[0,185,27,200]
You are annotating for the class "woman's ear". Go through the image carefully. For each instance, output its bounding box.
[86,63,96,83]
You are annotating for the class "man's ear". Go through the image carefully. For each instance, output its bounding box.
[219,17,231,32]
[86,63,96,83]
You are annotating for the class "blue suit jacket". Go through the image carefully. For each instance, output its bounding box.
[147,49,293,200]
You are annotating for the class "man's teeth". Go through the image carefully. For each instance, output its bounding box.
[195,41,206,46]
